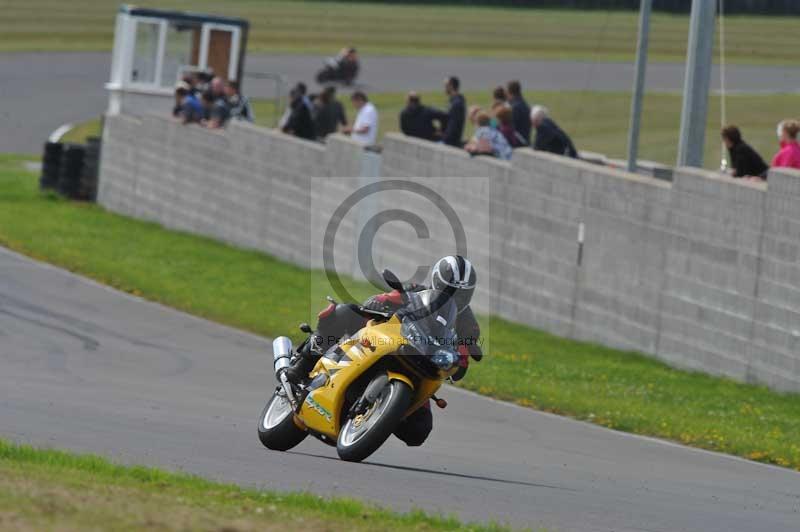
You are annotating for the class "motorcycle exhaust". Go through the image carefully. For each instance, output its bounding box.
[272,336,297,407]
[272,336,293,376]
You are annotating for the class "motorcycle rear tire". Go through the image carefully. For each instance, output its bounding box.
[336,380,412,462]
[258,392,307,451]
[316,69,334,84]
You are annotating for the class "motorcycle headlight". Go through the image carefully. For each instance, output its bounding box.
[430,348,459,370]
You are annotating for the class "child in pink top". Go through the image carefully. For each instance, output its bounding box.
[771,120,800,170]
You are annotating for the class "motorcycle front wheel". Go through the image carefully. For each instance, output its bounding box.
[336,380,412,462]
[258,391,307,451]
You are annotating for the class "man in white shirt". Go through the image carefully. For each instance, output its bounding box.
[345,91,378,145]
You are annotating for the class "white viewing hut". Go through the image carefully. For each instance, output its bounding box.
[106,4,249,116]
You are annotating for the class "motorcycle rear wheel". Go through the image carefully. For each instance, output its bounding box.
[258,391,307,451]
[316,68,334,84]
[336,380,412,462]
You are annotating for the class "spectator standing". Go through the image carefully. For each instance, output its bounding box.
[441,76,466,147]
[278,82,310,130]
[488,100,511,129]
[495,106,526,148]
[295,82,315,114]
[225,80,254,122]
[314,86,347,139]
[492,86,508,109]
[345,91,378,145]
[771,119,800,171]
[507,80,531,145]
[203,76,230,128]
[210,76,225,99]
[399,92,443,142]
[465,110,512,160]
[721,125,768,179]
[531,106,577,158]
[282,87,316,140]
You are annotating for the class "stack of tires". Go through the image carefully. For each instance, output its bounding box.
[57,144,86,199]
[39,136,101,201]
[79,136,101,201]
[39,142,63,190]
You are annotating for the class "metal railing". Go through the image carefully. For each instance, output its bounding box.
[243,71,290,127]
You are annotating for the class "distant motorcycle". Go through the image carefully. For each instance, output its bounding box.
[316,48,359,85]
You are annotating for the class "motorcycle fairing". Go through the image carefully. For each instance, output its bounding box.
[300,317,408,437]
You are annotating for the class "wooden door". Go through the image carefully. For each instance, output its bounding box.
[207,29,232,79]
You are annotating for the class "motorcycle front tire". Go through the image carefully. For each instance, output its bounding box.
[336,380,412,462]
[258,392,307,451]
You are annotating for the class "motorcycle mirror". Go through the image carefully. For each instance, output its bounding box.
[382,269,404,292]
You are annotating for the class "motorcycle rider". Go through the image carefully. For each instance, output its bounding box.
[284,255,482,446]
[336,47,359,84]
[318,47,359,85]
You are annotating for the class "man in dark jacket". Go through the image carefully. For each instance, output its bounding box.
[721,125,769,178]
[314,86,347,139]
[531,106,577,158]
[399,92,443,141]
[440,76,466,147]
[282,88,315,141]
[507,80,531,145]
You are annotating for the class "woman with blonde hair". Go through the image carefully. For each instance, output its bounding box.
[771,119,800,171]
[465,109,512,160]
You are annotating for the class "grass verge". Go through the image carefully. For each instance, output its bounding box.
[64,89,798,170]
[1,155,799,470]
[0,439,508,531]
[3,1,800,65]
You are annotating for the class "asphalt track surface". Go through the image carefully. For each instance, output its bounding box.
[2,51,800,154]
[2,246,800,531]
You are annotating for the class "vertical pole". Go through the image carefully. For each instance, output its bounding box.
[626,0,653,173]
[677,0,716,168]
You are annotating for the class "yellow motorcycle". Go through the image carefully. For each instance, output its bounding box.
[258,270,460,462]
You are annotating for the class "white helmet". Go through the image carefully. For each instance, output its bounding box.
[430,255,476,313]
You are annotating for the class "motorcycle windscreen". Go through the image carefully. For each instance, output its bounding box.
[397,289,458,356]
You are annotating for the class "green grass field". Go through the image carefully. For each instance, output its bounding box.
[0,439,509,531]
[2,1,799,65]
[63,89,797,169]
[2,155,799,470]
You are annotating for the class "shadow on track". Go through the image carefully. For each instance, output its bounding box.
[287,450,576,491]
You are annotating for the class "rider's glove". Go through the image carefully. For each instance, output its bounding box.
[363,290,403,312]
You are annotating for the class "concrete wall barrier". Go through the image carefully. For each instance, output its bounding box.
[98,115,800,392]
